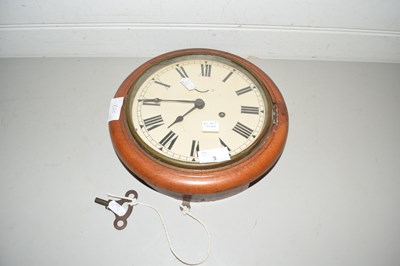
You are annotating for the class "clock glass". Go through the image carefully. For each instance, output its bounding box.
[125,54,273,168]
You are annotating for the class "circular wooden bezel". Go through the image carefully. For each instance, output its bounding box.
[109,48,288,201]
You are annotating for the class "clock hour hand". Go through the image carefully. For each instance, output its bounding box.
[167,99,205,128]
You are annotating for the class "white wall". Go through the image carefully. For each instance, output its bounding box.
[1,57,400,266]
[1,0,399,62]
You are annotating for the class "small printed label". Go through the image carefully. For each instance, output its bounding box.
[108,97,124,122]
[180,78,196,91]
[108,200,127,217]
[202,120,219,132]
[198,147,231,163]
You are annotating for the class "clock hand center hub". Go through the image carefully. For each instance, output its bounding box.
[194,98,205,109]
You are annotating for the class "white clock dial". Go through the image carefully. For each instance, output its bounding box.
[126,55,272,167]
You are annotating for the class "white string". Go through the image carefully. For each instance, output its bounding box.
[107,193,211,265]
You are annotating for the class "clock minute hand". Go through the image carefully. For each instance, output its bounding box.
[140,98,197,104]
[167,99,205,128]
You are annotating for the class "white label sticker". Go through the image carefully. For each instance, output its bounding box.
[108,200,127,217]
[108,97,124,122]
[202,120,219,132]
[198,147,231,163]
[180,78,196,91]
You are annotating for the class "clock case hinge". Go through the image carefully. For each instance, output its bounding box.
[272,103,279,125]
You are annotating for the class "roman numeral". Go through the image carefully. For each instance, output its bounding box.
[232,122,254,139]
[235,86,253,96]
[241,105,260,115]
[201,64,212,77]
[143,115,164,131]
[222,71,233,82]
[219,138,231,151]
[190,140,200,159]
[153,80,171,88]
[176,66,189,78]
[159,131,178,150]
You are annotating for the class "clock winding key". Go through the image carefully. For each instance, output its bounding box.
[94,190,138,230]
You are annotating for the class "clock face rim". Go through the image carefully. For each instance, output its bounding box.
[109,48,288,201]
[124,53,274,169]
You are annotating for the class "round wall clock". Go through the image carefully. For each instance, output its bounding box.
[109,48,288,201]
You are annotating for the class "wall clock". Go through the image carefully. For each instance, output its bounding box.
[109,48,288,201]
